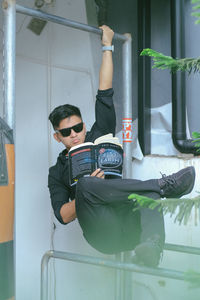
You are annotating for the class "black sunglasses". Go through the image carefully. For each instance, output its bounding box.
[56,122,84,137]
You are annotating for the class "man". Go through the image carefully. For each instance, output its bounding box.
[48,25,195,267]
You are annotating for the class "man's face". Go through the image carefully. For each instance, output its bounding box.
[53,115,86,150]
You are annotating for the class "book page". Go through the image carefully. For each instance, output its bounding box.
[69,142,94,152]
[94,134,122,148]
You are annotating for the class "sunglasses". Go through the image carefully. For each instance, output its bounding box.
[56,122,84,137]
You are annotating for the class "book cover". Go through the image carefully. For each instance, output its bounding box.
[68,134,123,186]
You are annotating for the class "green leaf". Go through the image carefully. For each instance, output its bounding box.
[191,0,200,5]
[192,131,200,138]
[192,0,200,24]
[191,131,200,152]
[191,12,200,17]
[192,4,200,10]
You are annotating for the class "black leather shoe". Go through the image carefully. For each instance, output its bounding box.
[158,166,195,198]
[133,235,162,268]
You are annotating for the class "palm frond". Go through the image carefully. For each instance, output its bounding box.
[141,49,200,74]
[128,194,200,226]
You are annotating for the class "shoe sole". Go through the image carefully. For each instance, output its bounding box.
[134,243,160,267]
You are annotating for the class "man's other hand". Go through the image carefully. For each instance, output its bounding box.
[91,168,105,179]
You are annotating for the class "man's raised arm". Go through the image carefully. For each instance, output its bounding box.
[99,25,114,90]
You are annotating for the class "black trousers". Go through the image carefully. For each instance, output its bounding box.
[75,177,165,254]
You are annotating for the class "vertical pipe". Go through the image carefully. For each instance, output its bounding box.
[137,0,151,155]
[122,34,133,300]
[171,0,186,142]
[2,0,16,130]
[170,0,197,154]
[122,34,132,179]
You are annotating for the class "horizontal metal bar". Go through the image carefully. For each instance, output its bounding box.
[16,4,127,42]
[164,243,200,255]
[43,250,185,281]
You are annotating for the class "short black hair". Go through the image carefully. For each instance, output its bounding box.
[49,104,82,130]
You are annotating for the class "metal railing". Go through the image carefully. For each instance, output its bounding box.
[41,243,200,300]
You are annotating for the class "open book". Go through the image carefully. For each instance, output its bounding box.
[68,134,123,186]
